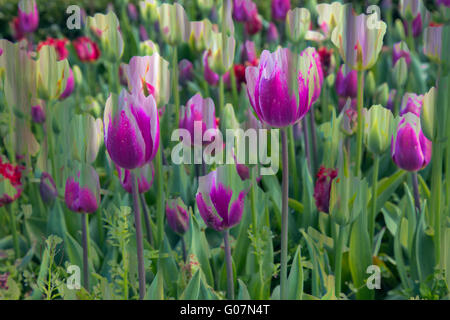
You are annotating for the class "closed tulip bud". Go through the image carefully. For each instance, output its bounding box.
[158,3,190,46]
[339,98,358,136]
[364,105,394,154]
[400,0,420,21]
[196,165,248,231]
[140,40,159,56]
[36,46,70,101]
[117,162,154,194]
[420,87,436,141]
[65,163,100,214]
[124,53,170,107]
[127,3,138,21]
[393,57,408,87]
[189,19,213,53]
[179,93,217,146]
[267,23,279,43]
[374,83,390,106]
[87,12,124,62]
[0,157,24,207]
[166,198,190,234]
[72,65,83,86]
[392,41,411,67]
[205,31,236,76]
[365,71,376,98]
[139,0,158,24]
[233,0,257,22]
[423,24,442,63]
[271,0,291,21]
[313,166,338,213]
[104,90,160,170]
[179,59,193,85]
[391,113,432,171]
[245,47,320,128]
[72,36,101,62]
[18,0,39,33]
[395,18,407,40]
[39,172,57,204]
[331,5,386,71]
[31,104,45,123]
[70,114,103,164]
[60,67,75,100]
[335,65,357,98]
[203,50,220,86]
[285,8,310,44]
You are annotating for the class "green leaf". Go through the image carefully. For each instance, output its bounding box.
[157,236,179,295]
[371,170,407,215]
[237,279,251,300]
[180,269,201,300]
[145,271,164,300]
[287,246,304,300]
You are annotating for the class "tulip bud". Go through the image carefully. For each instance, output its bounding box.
[393,57,408,88]
[18,0,39,33]
[0,157,24,207]
[391,113,432,172]
[31,104,45,124]
[188,19,213,53]
[158,3,191,46]
[140,0,158,24]
[117,162,154,194]
[285,8,310,44]
[420,87,436,141]
[139,40,159,56]
[392,41,411,67]
[127,3,138,21]
[335,65,357,98]
[313,166,338,213]
[395,18,407,40]
[70,114,103,164]
[365,71,376,98]
[339,98,358,136]
[423,24,443,63]
[60,67,75,100]
[267,22,279,43]
[364,105,394,154]
[205,31,236,75]
[316,2,343,38]
[271,0,291,21]
[179,59,193,85]
[64,163,100,213]
[203,50,220,86]
[87,11,124,62]
[104,90,160,169]
[196,165,248,231]
[39,172,57,204]
[166,198,190,234]
[374,83,389,106]
[72,65,83,86]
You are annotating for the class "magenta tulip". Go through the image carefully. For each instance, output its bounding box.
[39,172,57,204]
[313,166,338,213]
[60,67,75,100]
[31,104,45,123]
[64,165,100,213]
[18,0,39,33]
[116,163,154,194]
[166,198,190,235]
[271,0,291,21]
[203,50,219,86]
[267,23,279,43]
[335,65,357,99]
[392,42,411,67]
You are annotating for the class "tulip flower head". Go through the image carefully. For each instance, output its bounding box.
[400,93,423,117]
[189,19,213,53]
[285,8,311,44]
[117,162,154,194]
[233,0,257,22]
[73,36,101,62]
[267,23,279,43]
[196,165,248,231]
[60,67,75,100]
[18,0,39,33]
[364,105,394,155]
[0,157,24,207]
[166,198,190,235]
[245,47,321,128]
[335,65,357,99]
[31,104,45,123]
[392,42,411,67]
[203,50,220,86]
[125,54,171,107]
[179,59,194,85]
[65,164,100,213]
[140,0,158,24]
[391,113,431,172]
[420,87,436,141]
[104,89,160,170]
[39,172,58,204]
[316,2,343,38]
[179,93,217,146]
[331,5,386,71]
[271,0,291,21]
[423,24,443,63]
[37,38,69,61]
[157,3,191,46]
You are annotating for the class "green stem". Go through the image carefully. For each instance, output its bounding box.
[250,166,258,231]
[81,213,89,290]
[172,46,180,127]
[369,154,379,244]
[155,146,164,247]
[9,204,20,259]
[219,75,225,119]
[140,193,154,247]
[131,171,146,300]
[406,20,415,54]
[229,66,239,108]
[355,70,364,177]
[223,229,234,300]
[287,126,300,199]
[280,128,289,300]
[411,172,421,215]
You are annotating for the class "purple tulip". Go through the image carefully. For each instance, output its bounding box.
[203,50,219,86]
[166,198,190,234]
[391,113,432,172]
[436,0,450,7]
[335,65,357,99]
[403,13,423,38]
[39,172,57,204]
[18,0,39,33]
[31,104,45,123]
[116,163,154,194]
[271,0,291,21]
[267,23,279,43]
[127,3,138,21]
[179,93,217,146]
[313,166,338,213]
[233,0,257,22]
[392,42,411,67]
[240,40,257,64]
[60,67,75,100]
[139,25,149,41]
[104,90,160,170]
[386,89,397,111]
[64,165,100,213]
[245,47,320,128]
[399,93,423,117]
[196,167,247,231]
[179,59,194,85]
